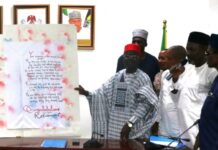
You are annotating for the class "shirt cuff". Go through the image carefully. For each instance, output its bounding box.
[86,92,92,100]
[129,116,138,124]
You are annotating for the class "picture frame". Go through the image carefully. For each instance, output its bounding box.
[59,5,95,50]
[0,6,2,34]
[13,5,50,24]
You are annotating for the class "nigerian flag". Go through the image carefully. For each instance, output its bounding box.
[161,20,167,50]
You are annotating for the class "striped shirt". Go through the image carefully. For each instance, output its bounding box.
[87,69,159,139]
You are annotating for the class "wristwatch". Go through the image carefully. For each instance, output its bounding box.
[127,121,133,128]
[127,116,138,128]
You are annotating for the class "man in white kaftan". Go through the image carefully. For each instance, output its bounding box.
[159,70,181,137]
[158,45,187,138]
[75,43,159,140]
[176,32,218,148]
[176,62,217,148]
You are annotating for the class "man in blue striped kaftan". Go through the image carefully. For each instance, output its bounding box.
[75,43,159,141]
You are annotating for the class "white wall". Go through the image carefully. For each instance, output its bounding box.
[1,0,218,138]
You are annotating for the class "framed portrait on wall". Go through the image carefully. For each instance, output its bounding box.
[13,5,50,24]
[59,5,95,50]
[0,6,2,34]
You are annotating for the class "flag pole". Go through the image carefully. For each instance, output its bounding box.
[161,20,167,51]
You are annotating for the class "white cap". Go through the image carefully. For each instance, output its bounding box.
[69,11,81,19]
[132,29,148,40]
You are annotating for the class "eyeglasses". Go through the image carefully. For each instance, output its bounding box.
[124,55,140,60]
[132,40,145,45]
[205,51,210,56]
[205,51,218,56]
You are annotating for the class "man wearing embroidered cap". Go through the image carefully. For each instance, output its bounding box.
[75,43,158,142]
[173,31,218,149]
[68,11,82,32]
[198,33,218,150]
[116,29,160,83]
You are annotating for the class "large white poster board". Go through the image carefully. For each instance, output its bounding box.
[0,24,80,137]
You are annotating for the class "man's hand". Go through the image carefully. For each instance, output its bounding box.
[151,122,159,136]
[170,66,185,82]
[193,133,199,150]
[74,85,89,96]
[120,123,131,145]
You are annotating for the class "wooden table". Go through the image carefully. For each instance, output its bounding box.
[0,137,145,150]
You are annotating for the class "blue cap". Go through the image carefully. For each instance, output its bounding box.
[210,34,218,52]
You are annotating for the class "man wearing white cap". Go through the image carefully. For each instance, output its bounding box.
[68,11,82,33]
[116,29,160,82]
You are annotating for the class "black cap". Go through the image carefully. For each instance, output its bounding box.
[187,31,209,45]
[210,34,218,52]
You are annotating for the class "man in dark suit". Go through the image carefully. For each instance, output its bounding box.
[116,29,160,82]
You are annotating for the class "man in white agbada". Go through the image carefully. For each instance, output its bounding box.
[158,45,187,137]
[75,43,158,141]
[176,32,218,149]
